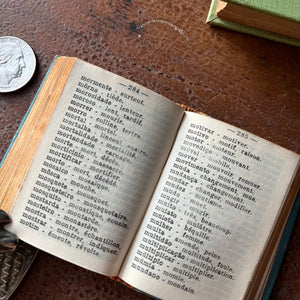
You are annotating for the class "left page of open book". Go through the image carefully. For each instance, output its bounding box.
[2,57,184,276]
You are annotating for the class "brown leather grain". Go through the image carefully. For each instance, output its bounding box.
[0,1,299,299]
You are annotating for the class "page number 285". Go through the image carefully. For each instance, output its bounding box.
[237,130,248,139]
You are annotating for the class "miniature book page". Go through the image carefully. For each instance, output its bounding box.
[7,59,184,276]
[120,112,299,300]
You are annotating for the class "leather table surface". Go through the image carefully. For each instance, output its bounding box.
[0,1,299,299]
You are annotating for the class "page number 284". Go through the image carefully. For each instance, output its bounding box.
[128,85,140,94]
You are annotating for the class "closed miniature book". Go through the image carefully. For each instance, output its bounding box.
[207,0,300,47]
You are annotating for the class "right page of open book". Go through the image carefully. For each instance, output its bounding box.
[120,112,299,300]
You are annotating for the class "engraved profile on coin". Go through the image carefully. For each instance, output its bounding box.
[0,43,26,86]
[0,37,36,93]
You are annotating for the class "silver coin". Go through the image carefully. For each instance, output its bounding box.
[0,36,36,93]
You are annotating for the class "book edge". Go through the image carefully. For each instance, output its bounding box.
[0,56,76,213]
[206,0,219,23]
[0,56,59,168]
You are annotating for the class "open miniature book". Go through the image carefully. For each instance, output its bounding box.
[0,57,299,300]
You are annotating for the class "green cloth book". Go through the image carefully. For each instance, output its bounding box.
[207,0,300,47]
